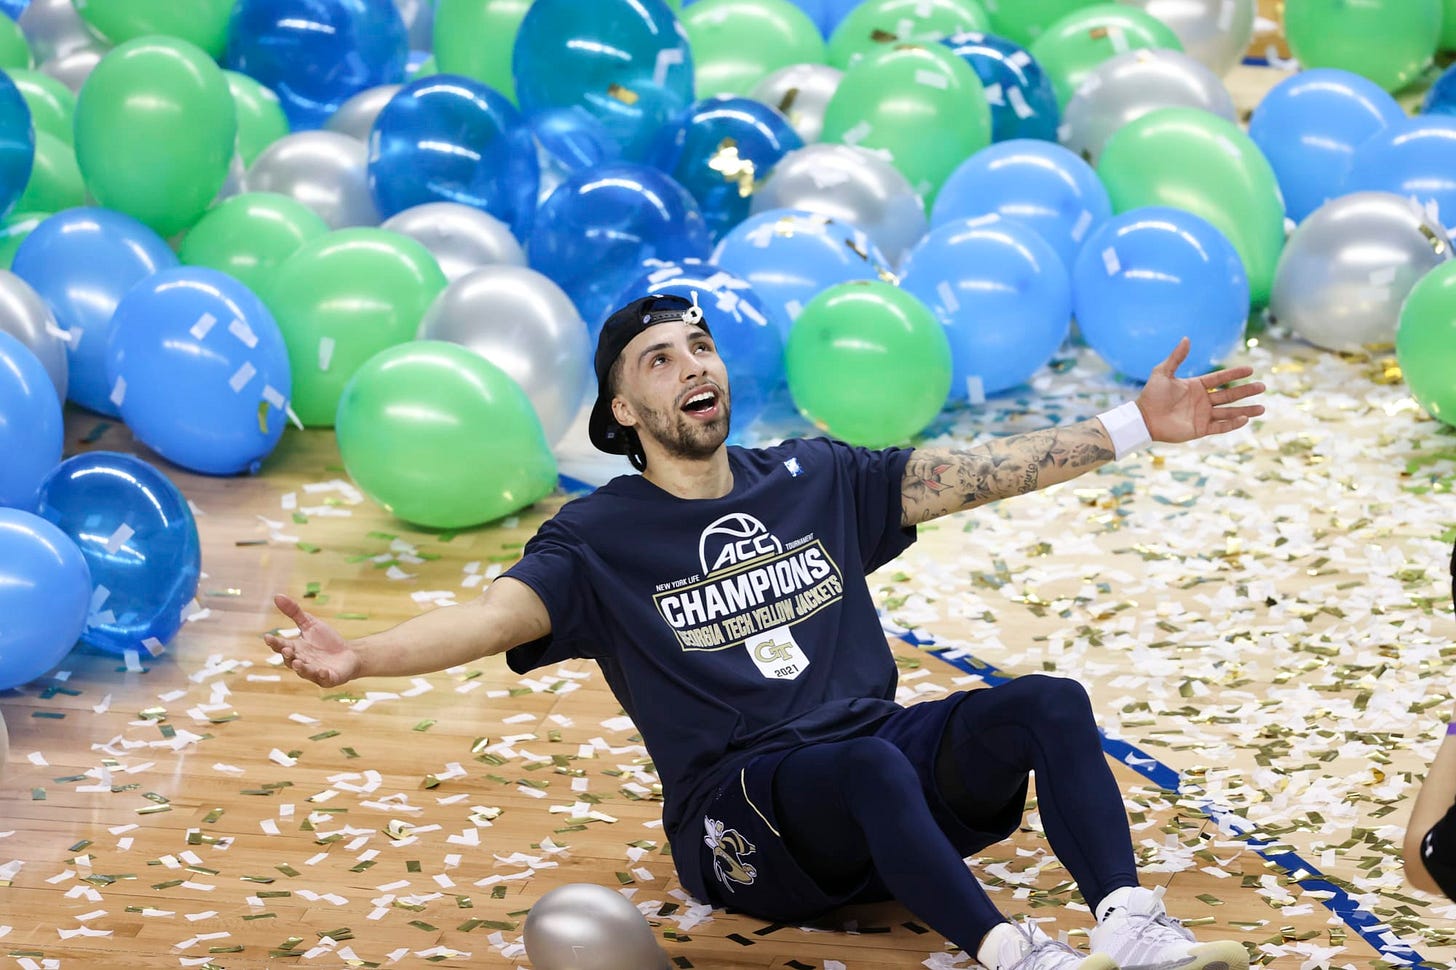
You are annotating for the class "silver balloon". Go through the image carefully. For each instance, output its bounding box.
[19,0,104,64]
[417,265,589,444]
[241,131,380,229]
[1060,49,1236,165]
[0,269,67,404]
[1120,0,1256,77]
[325,84,402,144]
[39,44,106,94]
[523,883,671,970]
[383,203,525,281]
[751,143,928,268]
[750,63,844,145]
[1270,192,1452,351]
[395,0,435,51]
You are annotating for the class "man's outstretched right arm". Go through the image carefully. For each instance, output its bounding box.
[263,577,551,688]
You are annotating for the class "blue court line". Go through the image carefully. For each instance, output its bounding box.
[890,625,1427,967]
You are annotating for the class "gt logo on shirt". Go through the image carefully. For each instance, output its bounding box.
[746,627,810,680]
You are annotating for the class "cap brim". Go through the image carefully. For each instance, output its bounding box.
[587,391,628,455]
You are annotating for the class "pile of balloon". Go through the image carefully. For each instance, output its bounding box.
[6,0,1456,695]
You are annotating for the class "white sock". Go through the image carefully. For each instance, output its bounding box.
[977,921,1024,970]
[1096,885,1136,923]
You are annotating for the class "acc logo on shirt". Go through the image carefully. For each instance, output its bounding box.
[698,512,783,576]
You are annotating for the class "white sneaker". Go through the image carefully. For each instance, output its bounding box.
[980,919,1118,970]
[1089,886,1249,970]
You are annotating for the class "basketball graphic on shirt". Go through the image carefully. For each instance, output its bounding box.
[698,512,783,576]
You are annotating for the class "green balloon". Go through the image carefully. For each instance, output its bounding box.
[0,210,48,269]
[180,193,331,297]
[434,0,530,102]
[15,132,82,213]
[786,280,951,447]
[225,71,289,168]
[73,0,234,59]
[1285,0,1440,93]
[1030,4,1182,108]
[828,0,990,69]
[1397,259,1456,427]
[986,0,1102,47]
[1098,107,1285,306]
[683,0,826,98]
[822,43,990,204]
[75,37,237,238]
[0,15,31,70]
[264,228,448,427]
[1444,0,1456,50]
[336,340,557,529]
[6,69,74,146]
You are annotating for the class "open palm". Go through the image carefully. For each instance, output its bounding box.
[263,594,361,688]
[1137,337,1265,443]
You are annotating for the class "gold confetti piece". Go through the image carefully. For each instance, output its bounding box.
[203,807,224,823]
[408,920,439,933]
[607,83,638,105]
[413,719,436,732]
[137,804,171,815]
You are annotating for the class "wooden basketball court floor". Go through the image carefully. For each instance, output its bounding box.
[4,68,1456,970]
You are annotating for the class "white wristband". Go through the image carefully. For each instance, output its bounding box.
[1096,401,1152,460]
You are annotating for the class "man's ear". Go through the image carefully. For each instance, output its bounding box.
[611,395,637,429]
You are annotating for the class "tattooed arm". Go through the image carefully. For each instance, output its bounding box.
[901,338,1266,527]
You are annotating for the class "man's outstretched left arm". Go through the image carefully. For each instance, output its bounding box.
[900,337,1266,527]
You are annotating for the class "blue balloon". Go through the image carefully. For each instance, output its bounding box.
[647,95,804,241]
[0,70,32,218]
[226,0,409,130]
[0,330,61,510]
[529,162,713,328]
[531,106,620,204]
[368,73,539,236]
[1072,206,1248,382]
[1249,68,1404,225]
[712,208,892,339]
[0,0,29,20]
[615,258,785,432]
[11,208,177,417]
[900,215,1071,400]
[943,31,1059,143]
[1344,116,1456,231]
[1427,62,1456,118]
[0,508,90,690]
[513,0,694,162]
[779,0,860,37]
[934,140,1108,276]
[106,267,293,476]
[36,452,201,657]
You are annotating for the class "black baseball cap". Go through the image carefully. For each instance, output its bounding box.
[588,293,711,454]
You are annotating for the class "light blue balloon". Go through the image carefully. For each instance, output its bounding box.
[513,0,694,162]
[1344,116,1456,231]
[900,215,1071,399]
[36,452,201,657]
[226,0,409,130]
[106,267,293,476]
[0,1,29,20]
[1072,206,1248,382]
[712,207,891,340]
[368,73,539,236]
[1249,68,1405,225]
[0,329,60,510]
[943,31,1059,143]
[0,69,32,218]
[615,258,785,432]
[11,207,178,417]
[647,95,803,241]
[0,507,90,690]
[528,162,713,329]
[933,140,1109,276]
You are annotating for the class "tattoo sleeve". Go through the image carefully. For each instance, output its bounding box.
[900,419,1116,526]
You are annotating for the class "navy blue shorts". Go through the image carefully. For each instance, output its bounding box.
[687,691,1028,922]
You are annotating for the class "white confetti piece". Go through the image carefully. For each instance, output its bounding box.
[318,336,335,372]
[103,524,134,554]
[1101,245,1121,276]
[228,318,258,348]
[108,375,126,407]
[229,360,256,393]
[914,69,949,90]
[189,314,217,340]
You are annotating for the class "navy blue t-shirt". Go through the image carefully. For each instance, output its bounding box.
[504,437,916,870]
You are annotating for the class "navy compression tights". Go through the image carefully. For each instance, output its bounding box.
[771,675,1139,954]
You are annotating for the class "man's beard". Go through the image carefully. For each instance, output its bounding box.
[637,392,732,461]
